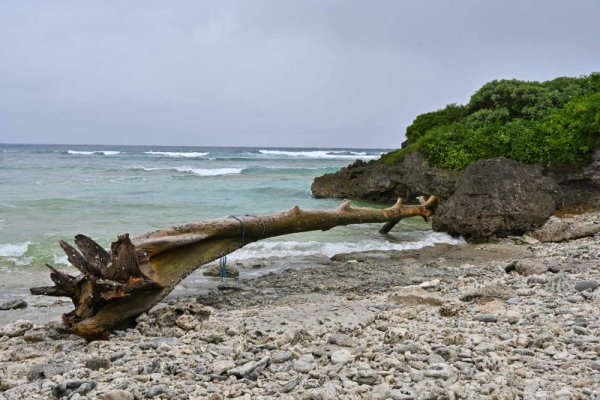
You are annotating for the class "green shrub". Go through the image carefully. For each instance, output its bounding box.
[382,73,600,170]
[405,103,466,143]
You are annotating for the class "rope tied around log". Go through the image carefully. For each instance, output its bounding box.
[219,215,267,280]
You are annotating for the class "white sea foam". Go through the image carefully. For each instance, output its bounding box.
[130,166,163,172]
[144,151,209,158]
[0,241,31,257]
[6,256,33,266]
[176,167,242,176]
[228,232,464,260]
[258,150,382,160]
[130,165,242,176]
[67,150,121,156]
[53,254,70,266]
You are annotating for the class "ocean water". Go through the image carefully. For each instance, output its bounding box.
[0,144,463,305]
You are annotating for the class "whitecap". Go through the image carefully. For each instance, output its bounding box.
[67,150,120,156]
[0,241,31,257]
[6,256,33,266]
[258,150,382,160]
[144,151,209,158]
[175,167,242,176]
[129,165,242,176]
[129,165,163,172]
[53,254,70,266]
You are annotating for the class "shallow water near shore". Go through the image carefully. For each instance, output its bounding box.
[0,144,463,311]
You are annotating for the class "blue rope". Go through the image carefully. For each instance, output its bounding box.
[229,215,246,247]
[219,255,228,281]
[218,215,266,280]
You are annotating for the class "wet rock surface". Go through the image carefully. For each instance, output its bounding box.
[1,218,599,399]
[0,299,27,311]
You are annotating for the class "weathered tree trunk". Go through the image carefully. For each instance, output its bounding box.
[31,196,437,340]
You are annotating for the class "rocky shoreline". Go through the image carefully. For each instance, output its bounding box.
[312,150,600,242]
[1,213,599,399]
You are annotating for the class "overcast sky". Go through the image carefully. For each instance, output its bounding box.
[0,1,599,148]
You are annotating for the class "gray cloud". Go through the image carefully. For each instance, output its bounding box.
[1,0,599,148]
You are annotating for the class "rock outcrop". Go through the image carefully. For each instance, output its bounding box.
[311,152,457,203]
[546,149,600,211]
[312,149,600,241]
[432,158,561,241]
[531,212,600,242]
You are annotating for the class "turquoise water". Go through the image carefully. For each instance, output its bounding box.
[0,144,462,304]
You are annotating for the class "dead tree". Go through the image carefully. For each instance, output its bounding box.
[31,196,437,340]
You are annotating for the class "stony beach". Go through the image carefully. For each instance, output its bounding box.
[1,213,599,400]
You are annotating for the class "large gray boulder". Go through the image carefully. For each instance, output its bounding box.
[433,158,561,241]
[311,152,457,203]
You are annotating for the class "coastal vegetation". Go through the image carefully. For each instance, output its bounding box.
[381,73,600,170]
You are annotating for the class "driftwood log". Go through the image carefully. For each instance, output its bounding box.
[31,196,437,340]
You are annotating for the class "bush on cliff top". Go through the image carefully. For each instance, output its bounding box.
[381,73,600,170]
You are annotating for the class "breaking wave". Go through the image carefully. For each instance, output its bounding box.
[144,151,209,158]
[130,165,242,176]
[0,241,31,257]
[258,150,382,160]
[67,150,121,156]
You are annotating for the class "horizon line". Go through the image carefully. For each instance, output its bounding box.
[0,142,394,151]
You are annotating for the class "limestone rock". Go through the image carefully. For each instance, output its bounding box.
[433,157,561,241]
[439,302,464,317]
[460,282,516,303]
[23,328,46,343]
[212,359,236,375]
[27,363,75,381]
[532,214,600,242]
[388,286,445,306]
[311,152,457,203]
[0,299,27,310]
[330,349,353,365]
[85,357,111,371]
[150,299,211,327]
[272,351,294,364]
[549,148,600,209]
[1,320,33,337]
[383,327,411,344]
[293,354,316,373]
[53,380,96,399]
[515,259,549,276]
[99,390,135,400]
[203,262,240,278]
[424,363,454,380]
[352,369,381,385]
[328,333,356,347]
[175,314,200,331]
[574,281,599,292]
[145,385,167,398]
[227,356,270,379]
